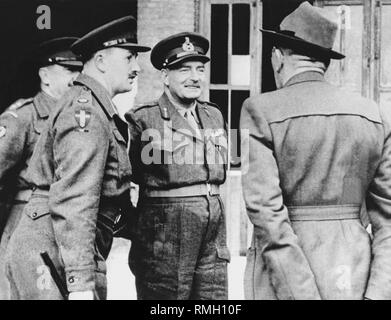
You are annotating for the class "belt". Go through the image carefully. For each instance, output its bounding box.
[13,189,33,202]
[143,183,220,198]
[288,205,360,221]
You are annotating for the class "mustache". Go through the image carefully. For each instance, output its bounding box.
[128,72,139,79]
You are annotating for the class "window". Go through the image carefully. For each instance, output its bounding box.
[201,0,262,171]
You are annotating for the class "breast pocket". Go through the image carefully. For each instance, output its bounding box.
[148,137,192,166]
[208,134,228,165]
[24,200,50,221]
[112,129,132,179]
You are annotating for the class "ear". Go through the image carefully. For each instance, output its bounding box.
[38,67,50,85]
[274,48,284,73]
[161,68,169,86]
[94,50,107,73]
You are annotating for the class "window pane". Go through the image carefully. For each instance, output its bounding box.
[231,55,251,86]
[232,3,250,55]
[211,4,229,84]
[231,90,250,168]
[210,90,229,123]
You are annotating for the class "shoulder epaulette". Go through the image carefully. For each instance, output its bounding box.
[133,101,159,112]
[7,97,34,111]
[198,100,220,110]
[75,87,92,106]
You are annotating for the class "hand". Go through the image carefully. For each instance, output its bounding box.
[68,291,94,300]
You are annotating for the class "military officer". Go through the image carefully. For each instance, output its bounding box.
[0,37,82,300]
[5,15,150,300]
[125,32,230,300]
[241,2,391,300]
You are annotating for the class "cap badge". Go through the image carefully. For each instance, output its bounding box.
[103,38,129,47]
[182,37,195,52]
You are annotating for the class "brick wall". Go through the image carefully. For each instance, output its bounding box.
[136,0,196,104]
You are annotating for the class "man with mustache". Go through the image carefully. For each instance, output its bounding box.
[125,32,230,300]
[0,37,82,300]
[241,2,391,299]
[5,16,150,300]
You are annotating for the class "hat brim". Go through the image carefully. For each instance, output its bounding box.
[159,53,210,70]
[114,43,151,53]
[56,61,83,68]
[260,29,345,60]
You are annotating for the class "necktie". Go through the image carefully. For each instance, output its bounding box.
[184,110,201,137]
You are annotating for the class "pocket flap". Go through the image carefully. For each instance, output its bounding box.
[25,203,50,220]
[214,136,228,150]
[216,246,231,262]
[172,139,190,152]
[149,139,173,152]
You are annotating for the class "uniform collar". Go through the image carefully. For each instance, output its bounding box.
[158,92,221,141]
[284,71,325,88]
[173,101,197,118]
[33,91,57,118]
[158,92,203,140]
[74,73,117,118]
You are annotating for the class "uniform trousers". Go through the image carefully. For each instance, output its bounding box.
[129,194,230,300]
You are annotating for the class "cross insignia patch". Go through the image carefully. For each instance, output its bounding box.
[75,109,91,131]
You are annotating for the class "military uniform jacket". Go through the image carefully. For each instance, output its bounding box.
[25,74,132,292]
[241,71,391,300]
[125,92,227,191]
[0,92,53,214]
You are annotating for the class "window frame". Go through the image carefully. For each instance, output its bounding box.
[200,0,263,172]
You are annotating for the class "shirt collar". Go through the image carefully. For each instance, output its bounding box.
[174,102,197,118]
[165,93,197,118]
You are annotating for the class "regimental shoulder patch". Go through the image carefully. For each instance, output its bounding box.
[198,100,220,110]
[77,98,89,104]
[0,126,6,138]
[75,109,91,131]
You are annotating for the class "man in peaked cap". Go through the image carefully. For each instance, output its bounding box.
[125,32,230,300]
[5,15,150,300]
[0,36,82,300]
[241,1,391,300]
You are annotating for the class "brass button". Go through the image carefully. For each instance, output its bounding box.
[68,276,75,284]
[32,212,37,218]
